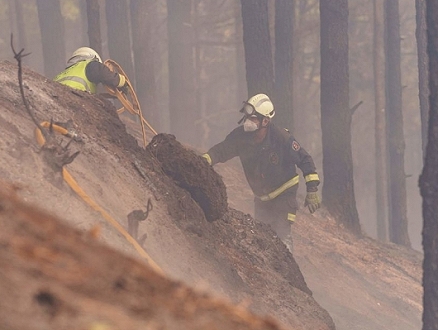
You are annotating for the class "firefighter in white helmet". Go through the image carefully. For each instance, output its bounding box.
[54,47,127,94]
[202,93,320,251]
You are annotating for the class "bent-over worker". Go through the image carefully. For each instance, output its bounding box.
[54,47,127,94]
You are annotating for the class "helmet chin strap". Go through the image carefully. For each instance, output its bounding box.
[260,117,269,128]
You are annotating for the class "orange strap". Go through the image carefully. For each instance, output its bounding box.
[103,59,157,147]
[34,122,164,275]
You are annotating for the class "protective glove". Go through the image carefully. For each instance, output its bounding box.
[117,82,129,95]
[201,153,212,165]
[304,191,320,214]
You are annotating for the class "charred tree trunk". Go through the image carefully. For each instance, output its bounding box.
[167,0,198,146]
[235,2,247,104]
[416,0,429,158]
[8,0,27,67]
[106,0,134,82]
[130,0,160,132]
[193,0,205,149]
[373,0,388,242]
[86,0,103,56]
[421,3,438,329]
[384,0,411,247]
[79,0,88,46]
[166,0,196,144]
[241,0,274,97]
[274,0,295,131]
[320,0,361,235]
[15,0,26,51]
[36,0,66,78]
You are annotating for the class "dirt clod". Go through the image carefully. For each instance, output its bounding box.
[147,133,228,222]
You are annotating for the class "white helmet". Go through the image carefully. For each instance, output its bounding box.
[67,47,102,65]
[241,93,275,119]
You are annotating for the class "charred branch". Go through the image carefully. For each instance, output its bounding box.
[11,34,79,172]
[10,34,45,139]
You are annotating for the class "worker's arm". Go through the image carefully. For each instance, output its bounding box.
[203,127,242,166]
[289,138,320,190]
[85,61,126,89]
[289,138,321,213]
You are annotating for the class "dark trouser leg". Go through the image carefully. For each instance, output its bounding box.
[254,185,298,240]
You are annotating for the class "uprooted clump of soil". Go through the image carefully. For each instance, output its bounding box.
[146,133,228,222]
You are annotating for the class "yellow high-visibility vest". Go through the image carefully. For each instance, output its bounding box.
[54,60,97,93]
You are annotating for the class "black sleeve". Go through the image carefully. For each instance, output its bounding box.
[85,61,123,88]
[288,137,320,190]
[207,128,242,165]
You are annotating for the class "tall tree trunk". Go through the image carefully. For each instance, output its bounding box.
[320,0,361,235]
[384,0,411,247]
[235,1,247,104]
[78,0,88,46]
[167,0,198,146]
[14,0,26,51]
[241,0,274,97]
[193,0,200,135]
[8,0,27,64]
[421,2,438,328]
[11,0,29,67]
[8,0,17,44]
[416,0,429,158]
[373,0,388,242]
[85,0,102,55]
[36,0,66,78]
[106,0,134,82]
[193,0,208,149]
[130,0,160,133]
[274,0,294,131]
[292,0,316,147]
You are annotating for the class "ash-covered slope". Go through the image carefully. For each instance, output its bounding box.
[0,60,335,330]
[0,187,290,330]
[215,141,424,330]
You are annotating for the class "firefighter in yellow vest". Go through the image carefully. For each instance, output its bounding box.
[202,94,321,251]
[54,47,126,94]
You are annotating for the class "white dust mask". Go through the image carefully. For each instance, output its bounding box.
[243,118,259,132]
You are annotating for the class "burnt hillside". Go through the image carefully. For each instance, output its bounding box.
[0,60,422,330]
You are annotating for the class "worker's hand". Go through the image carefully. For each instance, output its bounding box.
[201,153,212,165]
[117,82,129,95]
[304,191,320,214]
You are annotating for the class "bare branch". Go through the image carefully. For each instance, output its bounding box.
[10,34,46,139]
[10,33,80,172]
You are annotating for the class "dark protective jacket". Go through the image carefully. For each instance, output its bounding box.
[54,60,123,93]
[206,123,320,198]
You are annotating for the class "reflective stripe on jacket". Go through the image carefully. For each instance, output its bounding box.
[206,123,319,197]
[54,60,97,93]
[257,174,300,201]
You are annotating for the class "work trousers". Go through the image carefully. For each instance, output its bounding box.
[254,185,298,240]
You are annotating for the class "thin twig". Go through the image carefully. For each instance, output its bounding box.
[10,33,47,140]
[11,34,79,170]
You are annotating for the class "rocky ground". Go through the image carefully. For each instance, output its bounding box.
[0,59,423,330]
